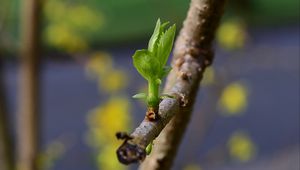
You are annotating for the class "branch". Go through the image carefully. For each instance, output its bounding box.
[116,0,226,165]
[17,0,41,170]
[140,72,226,170]
[140,0,227,168]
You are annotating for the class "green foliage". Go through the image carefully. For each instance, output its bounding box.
[132,93,147,99]
[132,19,176,108]
[133,49,160,81]
[133,19,176,82]
[145,141,153,155]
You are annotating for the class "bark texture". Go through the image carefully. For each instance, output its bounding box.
[17,0,41,170]
[117,0,226,167]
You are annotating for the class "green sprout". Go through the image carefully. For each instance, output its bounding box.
[132,19,176,155]
[145,140,153,155]
[132,19,176,112]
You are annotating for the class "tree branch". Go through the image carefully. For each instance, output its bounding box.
[17,0,41,170]
[116,0,226,166]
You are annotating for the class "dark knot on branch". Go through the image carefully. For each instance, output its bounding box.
[116,140,146,164]
[116,132,146,164]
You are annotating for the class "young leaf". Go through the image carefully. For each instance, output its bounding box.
[148,19,171,56]
[132,49,160,80]
[155,78,162,85]
[132,93,147,99]
[132,19,176,110]
[145,141,153,155]
[148,19,161,52]
[160,66,172,78]
[130,19,176,156]
[157,25,176,67]
[160,21,170,30]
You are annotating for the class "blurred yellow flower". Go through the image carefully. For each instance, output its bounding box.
[85,52,128,93]
[217,20,247,50]
[183,164,202,170]
[87,97,131,143]
[97,144,127,170]
[85,52,113,78]
[202,67,215,86]
[99,70,128,93]
[219,82,248,115]
[227,131,257,162]
[87,97,131,170]
[85,53,131,170]
[37,140,66,170]
[44,0,103,52]
[45,24,88,52]
[67,6,103,32]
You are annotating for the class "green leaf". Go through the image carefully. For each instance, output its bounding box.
[145,141,153,155]
[148,19,161,52]
[155,78,162,85]
[160,21,170,31]
[132,49,160,81]
[160,66,172,78]
[148,19,171,56]
[157,24,176,67]
[132,93,147,99]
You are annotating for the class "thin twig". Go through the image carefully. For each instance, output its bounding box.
[116,0,226,166]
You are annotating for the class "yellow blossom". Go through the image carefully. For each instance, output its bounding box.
[85,52,113,78]
[97,144,127,170]
[86,97,131,170]
[43,0,103,52]
[99,70,128,93]
[227,131,257,162]
[217,20,247,50]
[85,52,128,92]
[87,97,131,143]
[219,82,248,115]
[85,54,131,170]
[45,24,88,52]
[183,164,202,170]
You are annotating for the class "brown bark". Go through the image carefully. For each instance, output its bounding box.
[0,59,14,170]
[116,0,226,168]
[17,0,41,170]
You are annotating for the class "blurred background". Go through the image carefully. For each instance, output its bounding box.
[0,0,299,170]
